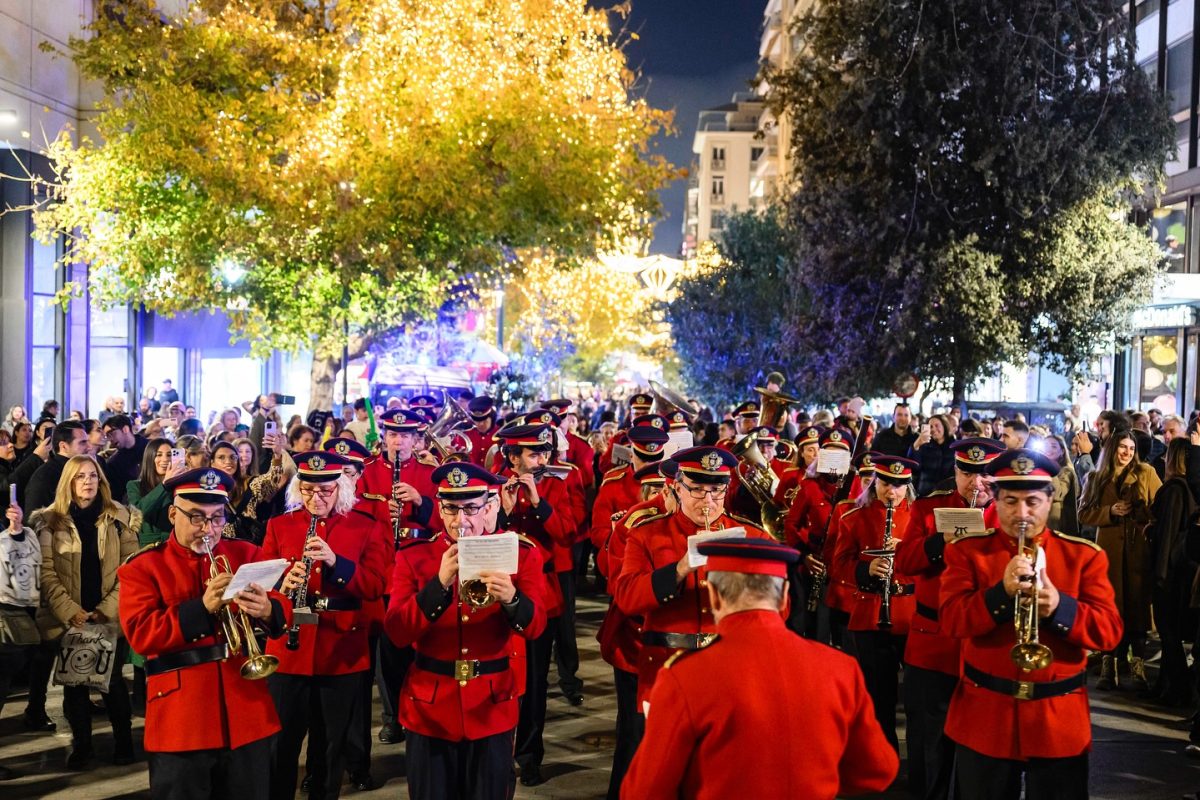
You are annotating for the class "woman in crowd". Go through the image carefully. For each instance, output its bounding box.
[286,423,318,454]
[34,456,139,769]
[1040,433,1080,536]
[0,430,16,500]
[3,405,26,433]
[175,434,210,469]
[233,436,260,477]
[215,435,293,545]
[11,421,33,463]
[125,438,176,546]
[1078,429,1162,690]
[908,413,956,496]
[33,418,54,448]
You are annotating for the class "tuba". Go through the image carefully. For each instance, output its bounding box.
[649,380,695,418]
[730,430,787,542]
[426,394,473,463]
[753,386,802,430]
[1011,520,1054,672]
[199,536,279,680]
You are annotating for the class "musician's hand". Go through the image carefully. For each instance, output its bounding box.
[203,572,234,614]
[1003,554,1035,598]
[235,583,274,621]
[675,553,697,582]
[415,450,439,467]
[868,557,891,579]
[518,473,540,506]
[1036,569,1059,619]
[304,535,336,567]
[438,543,459,589]
[1111,500,1132,517]
[281,561,308,593]
[478,569,516,604]
[394,482,421,505]
[804,554,825,575]
[500,479,520,514]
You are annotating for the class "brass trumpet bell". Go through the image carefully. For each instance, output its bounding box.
[241,651,280,680]
[1011,641,1053,672]
[649,380,695,417]
[753,387,802,429]
[460,579,496,609]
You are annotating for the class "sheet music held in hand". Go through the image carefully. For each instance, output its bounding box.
[933,508,987,537]
[664,430,694,458]
[457,532,519,582]
[687,527,746,568]
[221,558,290,600]
[816,449,851,475]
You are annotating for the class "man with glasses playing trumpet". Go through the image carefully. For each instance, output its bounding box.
[262,451,390,800]
[385,461,546,800]
[940,449,1122,800]
[118,468,291,799]
[612,446,772,711]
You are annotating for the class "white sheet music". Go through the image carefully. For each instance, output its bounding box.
[816,449,851,475]
[933,508,987,536]
[457,532,519,582]
[222,559,290,600]
[687,527,747,568]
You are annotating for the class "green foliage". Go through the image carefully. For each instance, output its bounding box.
[763,0,1173,400]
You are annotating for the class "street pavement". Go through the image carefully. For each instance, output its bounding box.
[2,592,1199,799]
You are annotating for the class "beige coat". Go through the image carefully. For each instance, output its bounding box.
[34,504,140,641]
[1078,462,1161,633]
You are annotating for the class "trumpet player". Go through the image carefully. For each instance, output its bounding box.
[385,462,547,800]
[117,468,291,800]
[940,449,1122,800]
[894,437,1004,800]
[831,454,917,751]
[261,451,390,800]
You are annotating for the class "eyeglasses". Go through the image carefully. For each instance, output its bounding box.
[177,509,226,528]
[299,485,338,499]
[676,481,728,500]
[440,502,490,517]
[73,473,99,483]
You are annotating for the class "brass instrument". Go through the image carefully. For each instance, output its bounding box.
[1011,520,1053,672]
[286,514,319,651]
[199,535,279,680]
[427,395,473,463]
[775,439,798,465]
[456,525,497,609]
[730,430,787,542]
[861,502,896,630]
[753,386,802,430]
[649,380,695,417]
[970,488,979,508]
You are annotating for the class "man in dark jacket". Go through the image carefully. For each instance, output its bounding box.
[872,403,919,458]
[101,415,147,503]
[24,421,89,512]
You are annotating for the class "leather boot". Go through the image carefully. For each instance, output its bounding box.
[1096,655,1116,690]
[1131,657,1149,691]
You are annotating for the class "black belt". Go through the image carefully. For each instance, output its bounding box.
[963,663,1085,701]
[415,652,509,683]
[642,631,718,650]
[311,597,361,612]
[916,601,939,620]
[145,644,229,676]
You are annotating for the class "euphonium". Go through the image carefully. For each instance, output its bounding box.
[457,525,497,609]
[1011,520,1054,672]
[730,431,787,542]
[200,535,279,680]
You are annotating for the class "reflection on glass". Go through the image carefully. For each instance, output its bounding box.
[1142,335,1179,413]
[30,347,56,411]
[1151,203,1187,273]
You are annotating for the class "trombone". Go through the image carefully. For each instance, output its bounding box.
[200,536,280,680]
[1011,520,1053,672]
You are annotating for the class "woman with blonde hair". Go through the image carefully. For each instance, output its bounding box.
[34,455,140,768]
[1078,429,1162,690]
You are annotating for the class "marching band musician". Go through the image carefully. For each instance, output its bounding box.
[117,468,291,800]
[622,538,898,800]
[725,424,788,521]
[358,408,438,536]
[598,461,677,800]
[384,462,547,800]
[261,451,390,800]
[612,446,773,709]
[894,437,1004,800]
[832,454,917,752]
[598,392,654,473]
[715,401,760,450]
[772,424,822,508]
[464,397,500,468]
[940,449,1122,800]
[493,423,584,786]
[542,399,597,489]
[590,416,672,554]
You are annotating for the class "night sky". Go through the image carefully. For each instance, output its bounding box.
[590,0,766,255]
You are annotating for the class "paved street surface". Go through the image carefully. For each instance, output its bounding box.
[2,592,1200,799]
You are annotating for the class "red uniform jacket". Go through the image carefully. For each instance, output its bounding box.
[563,432,596,489]
[552,461,589,571]
[895,489,998,675]
[783,476,837,552]
[464,423,498,468]
[495,467,581,617]
[598,430,629,474]
[359,455,438,533]
[832,499,916,634]
[590,466,641,551]
[773,465,805,508]
[118,536,290,752]
[941,527,1122,760]
[597,498,665,673]
[384,532,547,741]
[612,509,772,705]
[622,610,898,800]
[823,499,859,614]
[261,508,390,675]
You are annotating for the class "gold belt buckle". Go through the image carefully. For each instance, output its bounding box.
[1014,681,1035,700]
[696,633,718,648]
[454,659,479,685]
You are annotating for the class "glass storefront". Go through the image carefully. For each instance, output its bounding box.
[1139,332,1181,413]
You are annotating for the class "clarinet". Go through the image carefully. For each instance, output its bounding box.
[877,501,896,630]
[286,513,318,651]
[392,453,405,546]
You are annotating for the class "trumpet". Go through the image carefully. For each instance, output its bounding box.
[1011,520,1054,672]
[456,525,497,609]
[199,536,279,680]
[970,488,979,508]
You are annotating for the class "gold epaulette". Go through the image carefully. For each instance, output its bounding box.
[840,504,864,520]
[623,507,658,528]
[362,492,387,502]
[927,489,953,497]
[782,466,802,474]
[123,540,165,565]
[629,511,669,529]
[601,467,627,485]
[663,648,690,669]
[1053,531,1102,551]
[949,528,996,544]
[834,498,857,508]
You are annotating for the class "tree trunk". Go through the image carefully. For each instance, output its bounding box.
[951,373,967,413]
[308,332,373,413]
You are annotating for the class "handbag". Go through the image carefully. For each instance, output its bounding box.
[53,622,120,690]
[0,606,39,646]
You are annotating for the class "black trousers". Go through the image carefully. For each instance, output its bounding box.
[24,638,56,718]
[406,729,514,800]
[553,571,582,695]
[852,629,906,751]
[376,633,412,726]
[268,671,363,800]
[954,743,1089,800]
[830,608,851,653]
[306,634,379,779]
[905,664,958,800]
[514,620,556,770]
[0,641,32,718]
[1153,582,1193,700]
[63,637,133,754]
[606,667,644,800]
[147,735,273,800]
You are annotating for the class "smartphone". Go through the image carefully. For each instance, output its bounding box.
[264,421,278,437]
[270,394,297,406]
[170,448,185,469]
[8,484,16,507]
[921,423,931,436]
